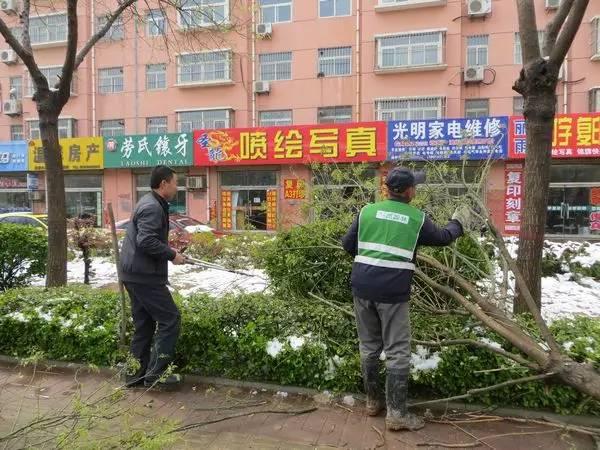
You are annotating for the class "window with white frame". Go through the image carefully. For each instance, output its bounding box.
[29,14,68,45]
[464,99,489,118]
[147,117,168,134]
[259,110,292,126]
[318,106,352,123]
[10,125,23,141]
[146,10,166,36]
[28,118,77,140]
[26,67,76,96]
[260,0,292,24]
[99,120,125,137]
[177,109,231,132]
[10,27,22,43]
[515,31,546,64]
[590,89,600,112]
[318,46,352,77]
[466,35,488,66]
[259,52,292,81]
[98,67,124,94]
[319,0,351,17]
[9,76,22,99]
[376,31,444,70]
[96,15,124,41]
[513,97,524,115]
[146,64,167,90]
[593,17,600,58]
[375,97,444,120]
[179,0,228,29]
[177,51,231,84]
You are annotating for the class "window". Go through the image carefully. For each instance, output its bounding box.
[10,125,23,141]
[177,51,232,85]
[319,0,351,17]
[9,77,22,99]
[464,99,489,118]
[146,117,168,134]
[318,46,352,77]
[146,64,167,90]
[136,173,187,214]
[179,0,228,29]
[593,17,600,58]
[10,27,22,43]
[260,0,292,24]
[515,31,546,64]
[259,110,292,126]
[28,119,77,139]
[513,97,525,115]
[98,67,124,94]
[318,106,352,124]
[375,97,445,120]
[26,66,76,96]
[177,109,231,132]
[99,120,125,137]
[376,31,444,70]
[29,14,68,45]
[146,10,166,36]
[466,35,488,66]
[259,52,292,81]
[96,15,124,41]
[590,89,600,112]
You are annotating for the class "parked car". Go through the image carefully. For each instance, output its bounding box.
[115,214,224,252]
[0,212,48,230]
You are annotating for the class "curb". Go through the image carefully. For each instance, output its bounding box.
[1,354,598,428]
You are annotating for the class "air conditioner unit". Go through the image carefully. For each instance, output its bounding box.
[3,99,21,116]
[467,0,491,16]
[256,23,272,38]
[464,65,485,83]
[0,0,18,14]
[0,49,17,65]
[186,176,206,190]
[545,0,560,9]
[254,80,270,94]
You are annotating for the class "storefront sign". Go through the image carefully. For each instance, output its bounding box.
[283,179,306,200]
[266,190,277,231]
[509,113,600,159]
[194,122,387,166]
[504,163,524,234]
[590,212,600,231]
[221,191,232,230]
[387,117,509,161]
[591,187,600,206]
[26,173,38,191]
[0,141,28,172]
[104,133,193,168]
[28,137,104,171]
[0,176,26,188]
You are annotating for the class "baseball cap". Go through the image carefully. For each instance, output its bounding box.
[385,168,426,193]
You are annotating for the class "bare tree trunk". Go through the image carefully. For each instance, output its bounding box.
[39,107,68,287]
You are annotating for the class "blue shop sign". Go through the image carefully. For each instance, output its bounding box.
[387,116,509,161]
[0,141,28,172]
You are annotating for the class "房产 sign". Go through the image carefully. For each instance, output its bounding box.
[104,133,193,168]
[387,117,509,161]
[504,163,524,234]
[28,137,104,171]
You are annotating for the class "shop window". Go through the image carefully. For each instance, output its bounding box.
[64,175,103,226]
[0,175,30,213]
[135,172,187,214]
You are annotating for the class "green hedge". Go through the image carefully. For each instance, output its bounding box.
[0,287,598,415]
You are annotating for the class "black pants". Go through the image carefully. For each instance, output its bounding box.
[124,282,181,381]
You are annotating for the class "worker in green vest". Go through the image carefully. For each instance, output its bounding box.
[342,167,472,431]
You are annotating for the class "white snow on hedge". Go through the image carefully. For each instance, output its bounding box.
[411,345,441,372]
[266,339,284,358]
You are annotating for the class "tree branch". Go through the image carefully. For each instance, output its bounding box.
[516,0,542,64]
[20,0,32,53]
[57,0,78,107]
[73,0,137,70]
[549,0,590,65]
[544,0,575,55]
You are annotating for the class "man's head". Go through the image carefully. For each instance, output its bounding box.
[385,168,426,203]
[150,165,178,201]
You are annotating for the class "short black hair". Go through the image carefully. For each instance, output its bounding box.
[150,165,176,189]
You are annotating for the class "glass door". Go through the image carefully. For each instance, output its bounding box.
[546,186,600,236]
[65,191,103,227]
[232,189,268,231]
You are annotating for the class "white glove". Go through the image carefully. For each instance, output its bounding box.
[452,205,473,230]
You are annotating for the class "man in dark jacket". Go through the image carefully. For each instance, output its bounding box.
[121,165,186,389]
[342,167,471,431]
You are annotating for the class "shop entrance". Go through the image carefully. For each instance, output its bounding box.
[65,175,103,226]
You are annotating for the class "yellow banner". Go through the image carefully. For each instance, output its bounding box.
[28,137,104,171]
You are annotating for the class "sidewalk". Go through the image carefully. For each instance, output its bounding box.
[0,361,595,449]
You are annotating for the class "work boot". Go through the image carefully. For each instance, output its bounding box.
[385,368,424,431]
[121,359,147,388]
[144,373,183,391]
[361,357,384,416]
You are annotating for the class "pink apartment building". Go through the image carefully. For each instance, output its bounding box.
[0,0,599,236]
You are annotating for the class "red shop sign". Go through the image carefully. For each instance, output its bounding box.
[504,163,524,235]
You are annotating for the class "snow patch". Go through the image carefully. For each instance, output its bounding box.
[411,346,441,372]
[266,339,284,358]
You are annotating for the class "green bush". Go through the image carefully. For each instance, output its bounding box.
[0,223,47,291]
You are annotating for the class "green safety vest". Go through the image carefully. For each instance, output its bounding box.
[356,200,426,271]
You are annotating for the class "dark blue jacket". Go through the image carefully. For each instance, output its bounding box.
[341,198,463,303]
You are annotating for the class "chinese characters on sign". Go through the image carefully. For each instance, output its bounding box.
[0,177,27,188]
[509,113,600,159]
[266,190,277,231]
[104,133,193,168]
[221,191,232,230]
[28,137,104,171]
[0,142,28,172]
[194,123,386,166]
[283,179,306,200]
[387,117,509,161]
[504,163,524,234]
[590,212,600,232]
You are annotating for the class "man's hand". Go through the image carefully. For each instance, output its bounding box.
[172,251,186,265]
[452,205,473,231]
